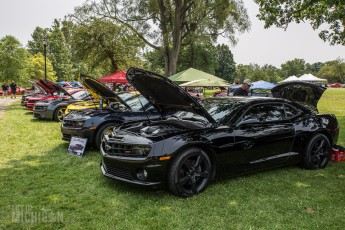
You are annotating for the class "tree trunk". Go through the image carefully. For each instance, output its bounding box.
[160,0,183,77]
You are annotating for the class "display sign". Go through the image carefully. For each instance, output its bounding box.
[67,137,87,157]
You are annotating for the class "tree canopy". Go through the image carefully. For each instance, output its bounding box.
[255,0,345,45]
[0,36,31,85]
[73,0,250,76]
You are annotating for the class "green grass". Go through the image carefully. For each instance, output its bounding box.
[0,89,345,229]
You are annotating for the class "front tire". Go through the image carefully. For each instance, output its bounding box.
[303,134,331,169]
[168,147,212,197]
[95,123,117,149]
[53,107,66,122]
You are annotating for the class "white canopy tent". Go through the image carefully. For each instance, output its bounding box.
[298,73,327,83]
[279,75,299,83]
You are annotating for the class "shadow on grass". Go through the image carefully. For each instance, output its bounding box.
[1,141,169,201]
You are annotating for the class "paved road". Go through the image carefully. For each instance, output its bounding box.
[0,98,20,119]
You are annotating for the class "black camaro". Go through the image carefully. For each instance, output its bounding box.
[100,67,339,197]
[61,76,160,149]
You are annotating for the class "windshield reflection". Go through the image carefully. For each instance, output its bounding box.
[172,99,245,125]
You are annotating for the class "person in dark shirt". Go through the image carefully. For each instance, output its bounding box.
[2,82,9,98]
[10,80,17,98]
[233,79,252,96]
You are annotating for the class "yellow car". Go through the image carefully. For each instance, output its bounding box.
[65,75,137,114]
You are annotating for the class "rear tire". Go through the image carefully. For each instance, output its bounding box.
[95,123,117,149]
[168,147,212,197]
[303,134,331,169]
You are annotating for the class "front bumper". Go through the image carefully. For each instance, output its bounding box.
[100,145,169,188]
[33,109,54,120]
[61,126,95,145]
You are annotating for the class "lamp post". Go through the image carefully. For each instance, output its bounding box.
[43,39,47,80]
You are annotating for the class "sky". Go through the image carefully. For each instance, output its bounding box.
[1,0,345,68]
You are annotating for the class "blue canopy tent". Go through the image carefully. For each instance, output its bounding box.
[228,80,276,97]
[250,80,277,97]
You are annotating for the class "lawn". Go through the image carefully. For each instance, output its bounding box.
[0,88,344,229]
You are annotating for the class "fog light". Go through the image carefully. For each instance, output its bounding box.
[137,169,148,180]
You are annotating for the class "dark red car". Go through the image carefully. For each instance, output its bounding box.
[330,83,343,88]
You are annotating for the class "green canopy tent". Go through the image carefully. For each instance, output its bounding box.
[179,79,229,87]
[169,68,228,85]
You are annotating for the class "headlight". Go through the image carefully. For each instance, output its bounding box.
[128,145,151,156]
[62,120,85,128]
[105,144,151,157]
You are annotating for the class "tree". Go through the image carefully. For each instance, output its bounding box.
[214,44,236,82]
[48,20,75,81]
[318,58,345,83]
[255,0,345,45]
[0,36,31,86]
[27,20,75,81]
[26,53,57,81]
[235,63,283,83]
[177,41,217,74]
[71,18,144,75]
[73,0,250,76]
[305,62,325,76]
[280,58,306,78]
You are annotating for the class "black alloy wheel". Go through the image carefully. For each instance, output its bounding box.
[95,123,117,149]
[54,107,66,122]
[303,134,331,169]
[168,147,212,197]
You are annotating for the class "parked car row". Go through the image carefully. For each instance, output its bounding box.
[21,68,339,197]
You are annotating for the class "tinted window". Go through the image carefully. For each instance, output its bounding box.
[242,104,285,123]
[284,104,302,118]
[201,99,245,124]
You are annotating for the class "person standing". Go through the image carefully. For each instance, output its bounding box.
[10,80,17,98]
[233,79,252,96]
[1,82,9,98]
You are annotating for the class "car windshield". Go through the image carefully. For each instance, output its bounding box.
[170,98,245,125]
[71,90,90,100]
[124,95,149,112]
[118,92,136,101]
[201,99,245,124]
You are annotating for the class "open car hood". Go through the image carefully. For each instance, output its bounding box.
[79,75,130,109]
[126,67,215,123]
[30,80,46,94]
[271,81,326,112]
[35,79,56,95]
[45,80,72,96]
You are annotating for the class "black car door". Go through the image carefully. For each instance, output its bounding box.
[212,102,296,176]
[229,103,295,170]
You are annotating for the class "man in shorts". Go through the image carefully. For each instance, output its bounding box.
[10,80,17,98]
[1,82,9,98]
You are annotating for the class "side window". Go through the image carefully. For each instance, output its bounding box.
[242,104,285,123]
[284,104,302,118]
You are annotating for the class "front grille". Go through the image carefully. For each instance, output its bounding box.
[103,163,133,180]
[34,105,47,111]
[28,100,37,103]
